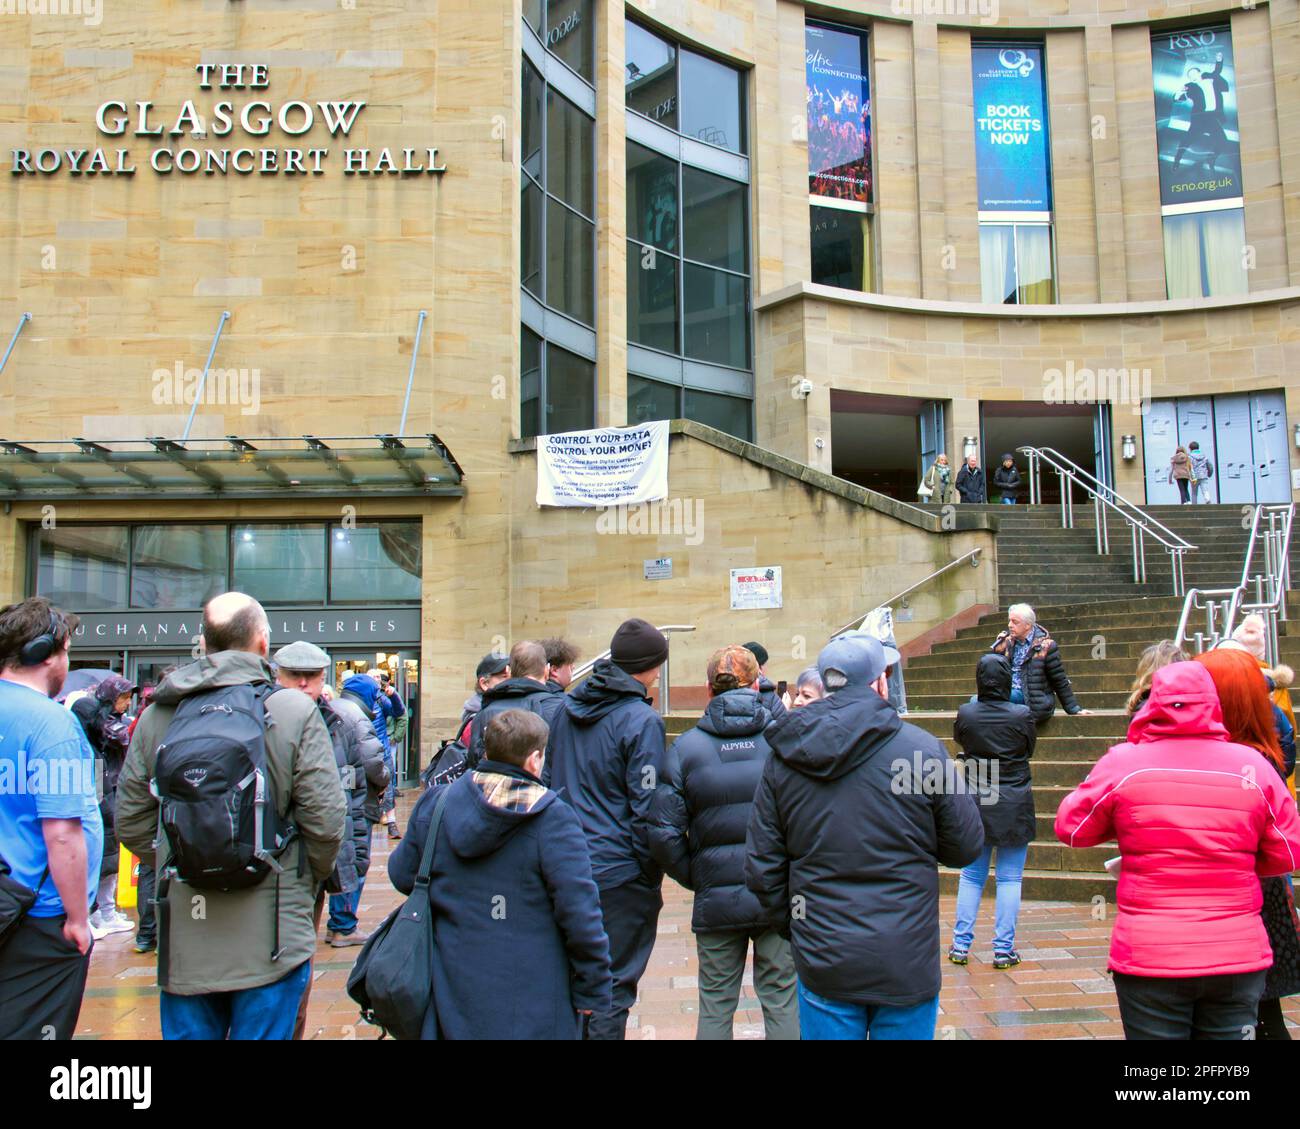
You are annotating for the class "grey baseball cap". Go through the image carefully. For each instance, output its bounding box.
[272,640,331,671]
[818,634,897,686]
[833,629,901,670]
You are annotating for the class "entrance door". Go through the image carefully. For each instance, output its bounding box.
[1213,393,1258,505]
[130,654,193,698]
[1092,403,1115,491]
[1251,390,1291,503]
[1142,400,1182,504]
[918,400,946,482]
[1177,398,1217,503]
[332,649,420,784]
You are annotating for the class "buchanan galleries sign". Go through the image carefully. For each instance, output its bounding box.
[10,63,448,177]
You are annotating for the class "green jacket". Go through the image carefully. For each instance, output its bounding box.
[117,650,347,995]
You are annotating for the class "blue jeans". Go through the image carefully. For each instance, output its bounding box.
[1009,687,1025,705]
[797,980,939,1040]
[1000,496,1016,505]
[328,876,365,935]
[952,842,1029,954]
[160,959,311,1040]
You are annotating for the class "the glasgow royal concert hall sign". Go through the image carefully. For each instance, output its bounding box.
[10,63,448,178]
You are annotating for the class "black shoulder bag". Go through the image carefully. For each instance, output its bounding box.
[346,786,450,1040]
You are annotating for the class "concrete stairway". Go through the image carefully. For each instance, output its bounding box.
[960,502,1300,610]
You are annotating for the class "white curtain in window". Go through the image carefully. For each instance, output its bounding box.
[1015,225,1054,304]
[1162,213,1203,299]
[980,225,1016,304]
[1201,209,1248,298]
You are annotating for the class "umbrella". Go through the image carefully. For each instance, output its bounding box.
[56,668,116,704]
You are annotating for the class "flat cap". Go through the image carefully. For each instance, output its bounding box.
[272,640,331,671]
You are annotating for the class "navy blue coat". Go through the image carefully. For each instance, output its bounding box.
[746,685,984,1007]
[466,678,565,768]
[543,660,666,891]
[388,762,611,1040]
[649,689,772,933]
[756,676,787,723]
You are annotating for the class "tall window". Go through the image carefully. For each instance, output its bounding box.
[1151,26,1247,298]
[520,1,597,437]
[972,43,1055,304]
[806,20,875,292]
[625,19,753,442]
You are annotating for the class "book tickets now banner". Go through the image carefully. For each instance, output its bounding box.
[805,22,872,204]
[971,44,1052,213]
[536,420,670,508]
[1152,26,1242,209]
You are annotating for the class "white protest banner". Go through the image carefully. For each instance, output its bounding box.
[536,420,669,508]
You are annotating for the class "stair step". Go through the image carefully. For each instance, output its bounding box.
[939,868,1115,901]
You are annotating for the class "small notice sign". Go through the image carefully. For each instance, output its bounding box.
[644,557,673,581]
[730,567,782,610]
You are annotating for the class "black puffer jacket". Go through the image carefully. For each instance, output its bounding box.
[953,655,1037,847]
[543,661,666,891]
[649,689,772,933]
[990,623,1082,722]
[467,677,565,768]
[745,685,984,1006]
[755,676,787,723]
[993,459,1021,500]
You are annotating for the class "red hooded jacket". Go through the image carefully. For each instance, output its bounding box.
[1055,661,1300,977]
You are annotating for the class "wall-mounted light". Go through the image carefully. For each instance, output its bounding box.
[963,435,978,459]
[1122,434,1137,461]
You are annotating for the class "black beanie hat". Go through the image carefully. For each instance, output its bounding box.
[743,641,769,668]
[610,618,669,673]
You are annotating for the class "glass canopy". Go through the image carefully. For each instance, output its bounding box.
[0,435,465,500]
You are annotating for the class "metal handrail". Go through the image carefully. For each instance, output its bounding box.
[1175,503,1294,663]
[830,549,982,639]
[567,624,696,715]
[1018,445,1196,595]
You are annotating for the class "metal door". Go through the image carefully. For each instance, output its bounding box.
[1212,393,1257,504]
[1250,390,1291,503]
[1142,400,1181,503]
[1177,397,1217,503]
[1092,403,1114,490]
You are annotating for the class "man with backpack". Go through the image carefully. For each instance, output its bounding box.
[117,592,347,1040]
[1187,440,1215,504]
[465,640,565,768]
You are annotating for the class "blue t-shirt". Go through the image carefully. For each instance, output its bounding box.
[0,679,104,917]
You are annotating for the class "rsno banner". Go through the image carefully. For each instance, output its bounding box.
[537,420,670,508]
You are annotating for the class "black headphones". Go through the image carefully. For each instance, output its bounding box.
[19,612,66,666]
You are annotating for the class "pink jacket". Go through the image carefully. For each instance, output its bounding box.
[1055,662,1300,977]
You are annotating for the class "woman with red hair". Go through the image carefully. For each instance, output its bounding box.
[1195,648,1300,1040]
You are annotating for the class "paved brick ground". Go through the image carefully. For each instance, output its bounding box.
[75,800,1299,1040]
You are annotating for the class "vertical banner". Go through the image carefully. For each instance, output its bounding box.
[971,44,1051,214]
[805,22,872,203]
[1151,26,1242,208]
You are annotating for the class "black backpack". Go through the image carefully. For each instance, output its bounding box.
[151,682,296,892]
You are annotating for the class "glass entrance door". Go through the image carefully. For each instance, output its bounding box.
[332,649,420,784]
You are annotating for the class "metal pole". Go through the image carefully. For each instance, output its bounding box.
[181,310,231,442]
[660,647,671,716]
[0,312,32,377]
[399,309,428,436]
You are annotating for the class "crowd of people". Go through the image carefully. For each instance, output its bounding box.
[0,590,1297,1042]
[919,452,1022,505]
[807,84,871,202]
